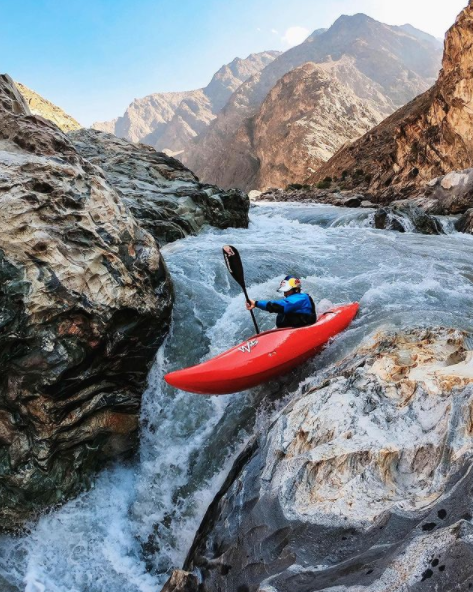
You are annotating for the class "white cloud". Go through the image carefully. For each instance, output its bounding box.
[282,26,310,47]
[271,28,279,34]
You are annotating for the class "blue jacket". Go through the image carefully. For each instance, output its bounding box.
[256,293,317,329]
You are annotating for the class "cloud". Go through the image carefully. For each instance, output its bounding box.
[282,26,310,47]
[271,28,279,34]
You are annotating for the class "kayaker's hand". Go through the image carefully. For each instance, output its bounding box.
[246,300,256,310]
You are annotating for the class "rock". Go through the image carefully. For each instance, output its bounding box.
[373,203,445,234]
[69,129,249,245]
[455,209,473,234]
[185,328,473,591]
[161,570,198,592]
[422,168,473,215]
[340,195,362,208]
[360,200,376,208]
[15,81,81,132]
[312,2,473,201]
[185,16,442,191]
[248,190,262,200]
[0,74,173,530]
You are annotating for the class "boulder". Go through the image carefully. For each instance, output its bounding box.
[0,74,173,530]
[70,129,249,245]
[373,203,444,234]
[456,209,473,234]
[185,328,473,591]
[422,168,473,215]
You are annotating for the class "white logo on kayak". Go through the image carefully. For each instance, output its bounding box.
[239,339,258,354]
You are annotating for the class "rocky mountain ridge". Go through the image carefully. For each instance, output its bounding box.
[184,15,443,192]
[93,51,279,158]
[311,1,473,200]
[15,81,81,132]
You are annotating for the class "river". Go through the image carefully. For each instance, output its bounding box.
[1,203,473,592]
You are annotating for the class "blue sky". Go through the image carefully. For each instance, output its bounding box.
[0,0,468,126]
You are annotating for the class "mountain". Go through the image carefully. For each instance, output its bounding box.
[15,81,81,132]
[251,62,382,191]
[92,51,279,157]
[184,15,443,191]
[310,1,473,199]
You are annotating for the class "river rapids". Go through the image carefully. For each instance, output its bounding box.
[1,203,473,591]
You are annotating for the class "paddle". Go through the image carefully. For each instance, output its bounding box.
[223,245,260,335]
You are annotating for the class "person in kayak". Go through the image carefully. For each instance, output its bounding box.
[246,276,317,329]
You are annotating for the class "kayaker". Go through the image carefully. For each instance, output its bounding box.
[246,276,317,329]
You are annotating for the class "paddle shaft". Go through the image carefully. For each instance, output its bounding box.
[242,287,260,335]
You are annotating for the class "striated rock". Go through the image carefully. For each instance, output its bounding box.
[185,328,473,591]
[0,74,173,530]
[70,129,249,245]
[185,15,442,191]
[312,2,473,200]
[93,52,279,158]
[251,63,382,191]
[373,203,445,234]
[15,81,81,132]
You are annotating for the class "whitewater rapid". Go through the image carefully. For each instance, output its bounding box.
[1,203,473,592]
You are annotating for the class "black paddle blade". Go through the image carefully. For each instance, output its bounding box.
[223,245,246,290]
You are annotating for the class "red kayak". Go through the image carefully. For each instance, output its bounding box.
[164,303,359,395]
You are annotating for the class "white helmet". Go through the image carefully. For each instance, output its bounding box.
[278,276,302,293]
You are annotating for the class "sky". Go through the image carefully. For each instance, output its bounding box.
[0,0,468,126]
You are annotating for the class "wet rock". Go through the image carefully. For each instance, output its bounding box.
[373,203,444,234]
[185,328,473,591]
[456,209,473,234]
[70,129,249,245]
[0,74,173,530]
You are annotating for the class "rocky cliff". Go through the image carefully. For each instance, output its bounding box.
[180,327,473,591]
[252,62,382,191]
[70,129,249,245]
[311,1,473,200]
[184,16,443,191]
[15,81,81,132]
[0,74,173,530]
[93,52,279,158]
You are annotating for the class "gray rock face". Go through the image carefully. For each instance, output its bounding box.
[0,74,173,530]
[373,203,445,235]
[70,129,249,245]
[184,328,473,591]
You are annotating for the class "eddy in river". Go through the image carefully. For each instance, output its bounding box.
[246,276,317,329]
